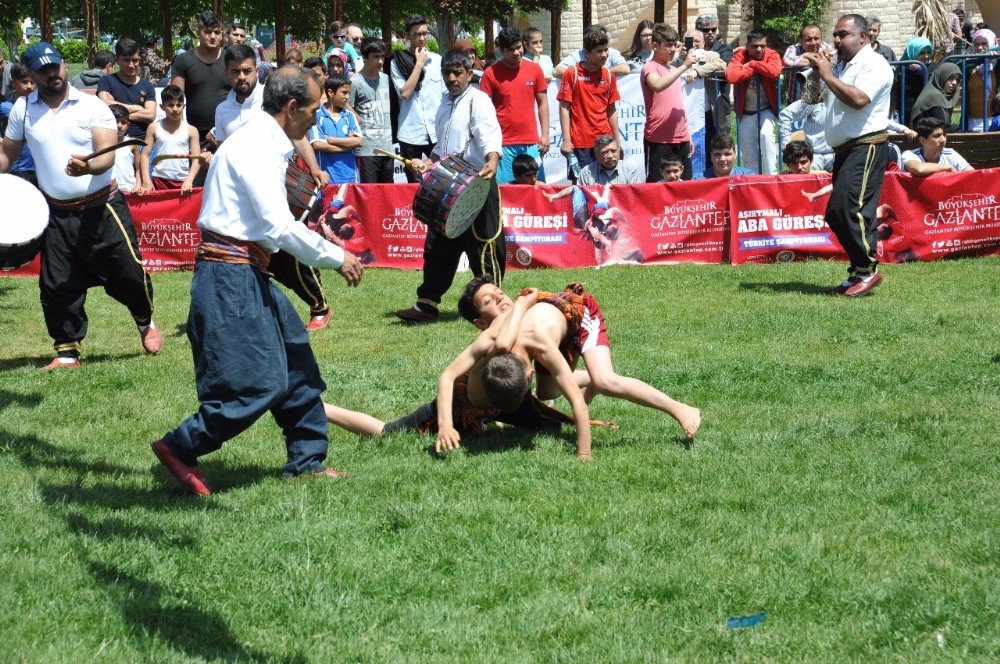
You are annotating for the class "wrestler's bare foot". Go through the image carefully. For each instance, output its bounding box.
[677,405,701,439]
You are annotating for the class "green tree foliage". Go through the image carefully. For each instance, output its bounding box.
[739,0,833,49]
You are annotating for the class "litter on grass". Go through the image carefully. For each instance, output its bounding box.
[727,612,766,629]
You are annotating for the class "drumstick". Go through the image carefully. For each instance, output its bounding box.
[373,148,410,164]
[81,138,146,162]
[152,153,197,167]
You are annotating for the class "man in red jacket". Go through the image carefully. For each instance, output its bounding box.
[725,30,782,174]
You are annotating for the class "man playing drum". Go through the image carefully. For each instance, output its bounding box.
[151,66,363,495]
[0,42,160,369]
[395,49,505,323]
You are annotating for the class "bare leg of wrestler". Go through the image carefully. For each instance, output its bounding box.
[581,346,701,438]
[324,403,385,436]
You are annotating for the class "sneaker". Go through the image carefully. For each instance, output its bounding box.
[395,305,439,323]
[40,357,81,371]
[843,270,883,297]
[140,322,163,354]
[306,310,332,332]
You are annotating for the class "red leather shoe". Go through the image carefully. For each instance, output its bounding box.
[306,310,332,331]
[394,306,439,323]
[828,277,861,296]
[843,271,883,297]
[140,322,163,354]
[40,357,81,371]
[151,439,213,495]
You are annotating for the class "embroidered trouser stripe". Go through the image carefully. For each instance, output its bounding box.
[826,142,890,276]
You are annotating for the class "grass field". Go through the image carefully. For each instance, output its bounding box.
[1,260,998,661]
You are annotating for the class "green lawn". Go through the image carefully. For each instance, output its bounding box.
[1,261,997,660]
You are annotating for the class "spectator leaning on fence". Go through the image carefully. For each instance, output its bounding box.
[479,27,550,184]
[553,25,631,77]
[965,29,998,132]
[696,14,733,146]
[778,74,834,171]
[783,24,832,66]
[901,117,973,175]
[641,24,698,182]
[910,62,962,130]
[726,29,782,174]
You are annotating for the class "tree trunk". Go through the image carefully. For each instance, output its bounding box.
[582,0,591,30]
[551,9,561,61]
[654,0,664,24]
[275,0,286,64]
[86,0,97,67]
[39,0,53,43]
[212,0,222,17]
[161,0,172,60]
[484,20,494,60]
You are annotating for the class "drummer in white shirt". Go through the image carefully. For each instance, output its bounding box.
[204,43,335,332]
[0,42,160,370]
[395,49,504,324]
[151,66,363,496]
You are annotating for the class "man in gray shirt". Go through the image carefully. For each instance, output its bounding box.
[578,135,643,185]
[350,38,395,182]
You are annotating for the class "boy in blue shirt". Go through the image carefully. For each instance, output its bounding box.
[0,64,37,187]
[705,133,755,178]
[309,74,361,184]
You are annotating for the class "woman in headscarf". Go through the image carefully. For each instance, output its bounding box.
[452,39,485,82]
[964,29,998,131]
[894,37,934,124]
[910,62,962,129]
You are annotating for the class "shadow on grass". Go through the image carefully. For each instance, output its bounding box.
[383,309,465,325]
[0,352,143,373]
[172,322,188,338]
[457,427,549,456]
[739,281,832,296]
[0,429,142,478]
[0,389,43,410]
[88,561,275,662]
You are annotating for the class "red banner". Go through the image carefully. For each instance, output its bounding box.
[5,172,1000,279]
[727,174,845,265]
[878,168,1000,263]
[127,189,204,271]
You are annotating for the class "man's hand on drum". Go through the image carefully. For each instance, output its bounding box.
[478,152,500,180]
[311,168,331,188]
[336,251,363,287]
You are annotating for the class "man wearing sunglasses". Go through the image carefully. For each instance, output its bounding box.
[695,14,732,149]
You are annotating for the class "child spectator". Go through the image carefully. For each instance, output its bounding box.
[309,74,362,184]
[512,154,540,185]
[901,118,973,176]
[659,154,684,182]
[641,23,698,181]
[705,134,754,178]
[350,38,395,183]
[521,27,554,82]
[782,140,814,174]
[108,104,140,194]
[0,63,36,186]
[557,29,620,181]
[137,85,201,194]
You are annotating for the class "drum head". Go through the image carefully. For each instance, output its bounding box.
[0,174,48,245]
[444,177,490,238]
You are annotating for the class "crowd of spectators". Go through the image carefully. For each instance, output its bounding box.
[3,6,998,194]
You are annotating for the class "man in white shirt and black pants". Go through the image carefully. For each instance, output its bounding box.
[802,15,893,297]
[207,44,333,332]
[1,42,160,369]
[151,67,363,495]
[395,49,504,323]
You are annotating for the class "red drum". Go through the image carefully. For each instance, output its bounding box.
[412,155,490,238]
[0,174,49,270]
[284,161,323,223]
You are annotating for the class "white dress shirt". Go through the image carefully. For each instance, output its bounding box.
[823,45,893,149]
[779,98,831,154]
[198,112,344,268]
[430,87,502,170]
[211,82,264,143]
[390,51,444,145]
[4,86,117,200]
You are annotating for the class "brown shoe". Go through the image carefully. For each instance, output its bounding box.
[828,277,860,296]
[306,310,332,331]
[289,467,352,481]
[395,306,439,323]
[843,271,883,297]
[140,322,163,354]
[40,357,81,371]
[151,439,213,495]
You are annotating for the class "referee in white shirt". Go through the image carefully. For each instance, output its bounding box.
[207,44,334,331]
[396,49,504,323]
[802,15,893,297]
[152,66,363,495]
[1,42,160,370]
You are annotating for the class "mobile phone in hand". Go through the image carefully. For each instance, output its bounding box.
[684,36,694,50]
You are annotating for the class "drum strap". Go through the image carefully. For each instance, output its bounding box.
[471,185,504,287]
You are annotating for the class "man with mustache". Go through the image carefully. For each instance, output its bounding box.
[0,42,160,368]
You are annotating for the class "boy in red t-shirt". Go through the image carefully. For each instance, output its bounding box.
[557,28,620,181]
[480,27,551,184]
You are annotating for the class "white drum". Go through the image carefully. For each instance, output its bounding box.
[0,174,49,270]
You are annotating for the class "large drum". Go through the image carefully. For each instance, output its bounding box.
[284,161,324,223]
[0,174,49,270]
[413,155,490,238]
